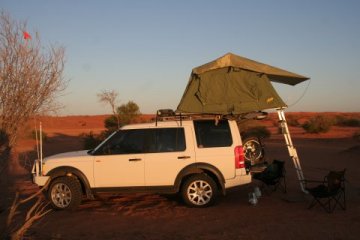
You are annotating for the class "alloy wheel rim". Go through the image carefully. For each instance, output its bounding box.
[51,183,72,208]
[187,180,213,206]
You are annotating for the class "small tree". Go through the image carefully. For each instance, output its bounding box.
[97,90,120,129]
[103,101,141,132]
[0,11,66,149]
[117,101,141,125]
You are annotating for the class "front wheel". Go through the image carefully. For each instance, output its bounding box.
[181,174,218,208]
[48,176,82,210]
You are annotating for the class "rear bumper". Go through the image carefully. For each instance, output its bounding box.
[225,171,252,189]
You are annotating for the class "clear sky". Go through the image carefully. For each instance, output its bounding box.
[2,0,360,115]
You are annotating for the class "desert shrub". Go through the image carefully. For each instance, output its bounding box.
[286,115,300,127]
[104,115,119,133]
[335,116,360,127]
[82,130,114,150]
[302,115,334,133]
[82,131,103,150]
[241,126,271,139]
[238,120,271,139]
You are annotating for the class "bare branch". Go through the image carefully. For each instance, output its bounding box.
[25,197,42,221]
[19,179,50,204]
[97,89,121,129]
[6,192,19,228]
[6,180,49,228]
[0,11,67,148]
[11,198,52,240]
[6,181,52,240]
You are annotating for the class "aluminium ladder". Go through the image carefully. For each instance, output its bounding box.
[277,108,308,193]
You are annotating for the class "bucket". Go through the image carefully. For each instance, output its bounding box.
[254,187,262,198]
[248,192,258,205]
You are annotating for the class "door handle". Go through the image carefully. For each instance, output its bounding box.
[177,156,191,159]
[129,158,142,162]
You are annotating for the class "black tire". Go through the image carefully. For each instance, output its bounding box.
[181,174,218,208]
[48,176,82,210]
[243,137,264,165]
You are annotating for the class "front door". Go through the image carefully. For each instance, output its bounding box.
[93,130,146,187]
[93,153,145,187]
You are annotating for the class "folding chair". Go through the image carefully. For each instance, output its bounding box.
[252,159,287,193]
[304,169,346,213]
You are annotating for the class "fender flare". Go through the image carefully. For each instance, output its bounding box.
[47,166,94,199]
[174,163,226,195]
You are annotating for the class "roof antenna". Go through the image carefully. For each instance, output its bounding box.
[39,122,44,175]
[34,118,40,161]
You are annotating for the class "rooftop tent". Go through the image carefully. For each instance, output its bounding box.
[177,53,309,114]
[176,52,311,193]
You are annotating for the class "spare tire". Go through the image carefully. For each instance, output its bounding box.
[243,136,264,166]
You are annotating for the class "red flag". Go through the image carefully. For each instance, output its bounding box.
[23,31,31,40]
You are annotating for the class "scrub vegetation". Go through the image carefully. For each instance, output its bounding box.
[302,115,334,133]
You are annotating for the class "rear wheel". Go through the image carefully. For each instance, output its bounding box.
[48,176,82,210]
[181,174,218,207]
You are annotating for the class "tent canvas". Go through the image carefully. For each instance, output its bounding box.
[177,53,309,114]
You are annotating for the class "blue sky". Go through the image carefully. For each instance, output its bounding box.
[2,0,360,114]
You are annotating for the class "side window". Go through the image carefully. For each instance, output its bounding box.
[94,128,186,155]
[95,130,148,155]
[194,120,232,148]
[155,128,186,153]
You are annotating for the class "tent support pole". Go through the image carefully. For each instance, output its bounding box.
[277,108,308,193]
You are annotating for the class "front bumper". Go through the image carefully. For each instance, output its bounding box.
[31,159,50,186]
[32,175,50,186]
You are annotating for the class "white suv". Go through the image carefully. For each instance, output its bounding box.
[32,113,251,209]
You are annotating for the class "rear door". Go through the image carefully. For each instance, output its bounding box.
[145,126,195,186]
[193,120,236,180]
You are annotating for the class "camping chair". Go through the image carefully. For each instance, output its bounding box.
[303,169,346,213]
[252,159,287,193]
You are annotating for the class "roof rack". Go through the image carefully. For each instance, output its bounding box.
[154,109,267,126]
[155,109,223,126]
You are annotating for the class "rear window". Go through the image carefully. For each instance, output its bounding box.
[194,120,232,148]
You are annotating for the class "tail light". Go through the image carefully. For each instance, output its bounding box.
[235,145,245,169]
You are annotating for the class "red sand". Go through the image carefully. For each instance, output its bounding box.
[1,113,360,239]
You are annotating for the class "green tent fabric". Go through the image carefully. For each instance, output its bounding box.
[192,52,309,86]
[177,53,309,114]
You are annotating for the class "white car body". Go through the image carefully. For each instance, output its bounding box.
[32,117,251,208]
